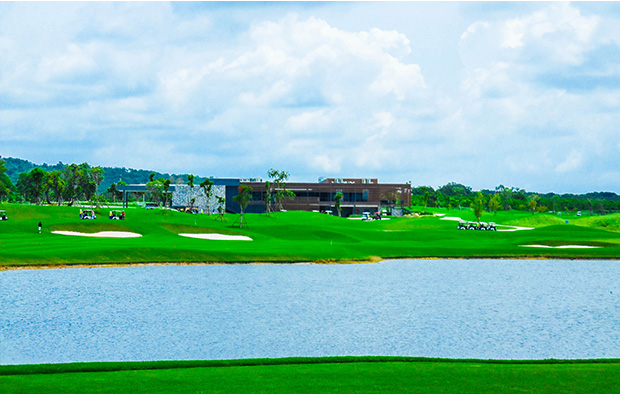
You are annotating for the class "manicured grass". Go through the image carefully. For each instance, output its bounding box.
[1,203,620,267]
[1,357,619,393]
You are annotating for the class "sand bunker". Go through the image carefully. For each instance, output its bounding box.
[520,244,601,249]
[179,233,253,241]
[52,231,142,238]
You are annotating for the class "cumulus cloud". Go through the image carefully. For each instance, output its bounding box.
[2,2,620,193]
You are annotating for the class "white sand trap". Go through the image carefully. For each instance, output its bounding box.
[179,233,253,241]
[52,231,142,238]
[440,216,464,221]
[520,244,601,249]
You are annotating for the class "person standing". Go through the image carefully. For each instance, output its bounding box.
[38,221,42,233]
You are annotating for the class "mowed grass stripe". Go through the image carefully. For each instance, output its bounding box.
[2,358,620,393]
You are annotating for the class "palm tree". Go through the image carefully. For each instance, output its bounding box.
[233,184,252,229]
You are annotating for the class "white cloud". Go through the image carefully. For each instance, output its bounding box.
[286,109,332,132]
[462,2,599,67]
[555,150,583,173]
[2,2,620,193]
[501,19,525,49]
[311,154,342,174]
[36,44,98,83]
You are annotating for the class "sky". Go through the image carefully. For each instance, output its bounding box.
[1,1,620,193]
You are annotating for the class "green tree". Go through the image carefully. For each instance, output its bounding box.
[551,195,558,213]
[44,170,64,205]
[233,184,252,229]
[187,174,195,210]
[421,186,430,210]
[146,179,164,206]
[0,159,14,202]
[200,178,214,214]
[16,172,34,203]
[30,168,46,204]
[62,164,80,204]
[500,186,513,211]
[334,191,343,217]
[528,194,538,215]
[263,180,273,215]
[76,163,95,201]
[216,195,226,222]
[89,166,104,207]
[107,183,123,203]
[267,169,293,211]
[17,168,46,204]
[162,179,172,207]
[488,194,501,215]
[471,191,485,222]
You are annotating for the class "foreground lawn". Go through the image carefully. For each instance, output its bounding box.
[1,203,620,267]
[1,357,619,393]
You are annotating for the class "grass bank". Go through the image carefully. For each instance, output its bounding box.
[1,203,620,268]
[2,357,619,393]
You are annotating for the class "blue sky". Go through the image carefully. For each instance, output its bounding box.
[1,1,620,193]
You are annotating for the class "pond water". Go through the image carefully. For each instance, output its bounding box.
[1,259,619,365]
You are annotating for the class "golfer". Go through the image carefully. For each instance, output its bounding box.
[38,221,42,233]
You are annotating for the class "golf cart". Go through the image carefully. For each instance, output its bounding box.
[362,211,372,221]
[458,221,497,231]
[483,222,497,231]
[467,222,480,230]
[0,210,7,221]
[79,209,96,220]
[180,207,199,214]
[109,210,125,220]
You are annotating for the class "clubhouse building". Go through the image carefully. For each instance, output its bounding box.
[244,178,411,217]
[118,177,411,217]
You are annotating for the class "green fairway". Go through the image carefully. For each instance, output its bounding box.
[1,357,619,393]
[1,203,620,267]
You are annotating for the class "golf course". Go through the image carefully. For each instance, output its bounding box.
[2,203,620,393]
[1,202,620,268]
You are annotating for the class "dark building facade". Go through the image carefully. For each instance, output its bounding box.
[244,178,411,217]
[119,177,410,217]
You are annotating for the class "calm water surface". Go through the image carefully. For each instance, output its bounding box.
[1,259,619,364]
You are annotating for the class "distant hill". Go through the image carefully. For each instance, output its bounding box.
[0,156,205,191]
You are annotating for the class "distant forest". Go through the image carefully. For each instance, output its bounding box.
[1,156,207,191]
[1,156,620,213]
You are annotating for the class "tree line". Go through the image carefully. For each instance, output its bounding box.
[411,182,620,215]
[8,161,105,206]
[2,158,619,216]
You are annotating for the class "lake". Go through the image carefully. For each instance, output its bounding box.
[1,259,619,365]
